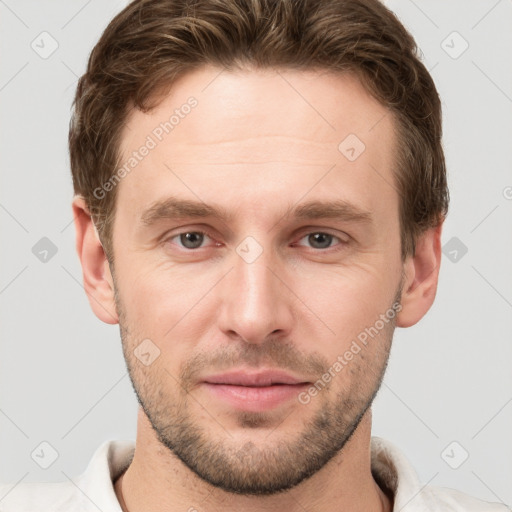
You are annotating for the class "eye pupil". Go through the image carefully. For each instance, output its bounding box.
[180,232,204,249]
[309,233,332,249]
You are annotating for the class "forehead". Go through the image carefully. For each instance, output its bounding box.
[116,66,398,226]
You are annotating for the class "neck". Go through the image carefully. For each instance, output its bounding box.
[114,407,392,512]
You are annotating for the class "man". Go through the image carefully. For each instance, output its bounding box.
[0,0,508,510]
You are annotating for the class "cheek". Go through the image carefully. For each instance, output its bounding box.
[119,257,191,313]
[302,262,395,321]
[291,263,399,361]
[117,262,217,361]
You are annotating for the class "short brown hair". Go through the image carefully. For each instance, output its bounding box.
[69,0,449,263]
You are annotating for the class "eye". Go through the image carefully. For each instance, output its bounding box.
[163,229,348,253]
[167,231,214,250]
[295,232,348,251]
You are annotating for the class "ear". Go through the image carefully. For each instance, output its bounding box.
[396,223,443,328]
[72,195,119,325]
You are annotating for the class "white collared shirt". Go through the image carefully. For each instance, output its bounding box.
[0,437,509,511]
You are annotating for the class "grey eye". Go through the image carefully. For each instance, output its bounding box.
[303,232,336,249]
[177,232,207,249]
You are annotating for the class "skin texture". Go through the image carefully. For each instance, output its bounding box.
[73,65,442,512]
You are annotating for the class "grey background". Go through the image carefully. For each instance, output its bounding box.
[1,0,511,507]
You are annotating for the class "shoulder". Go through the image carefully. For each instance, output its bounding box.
[426,485,510,511]
[370,436,510,512]
[0,481,81,512]
[0,439,134,512]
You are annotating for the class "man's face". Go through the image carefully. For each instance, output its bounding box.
[110,66,404,494]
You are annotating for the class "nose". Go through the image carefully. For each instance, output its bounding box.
[217,242,295,345]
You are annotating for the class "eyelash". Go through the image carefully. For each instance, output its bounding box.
[163,229,349,253]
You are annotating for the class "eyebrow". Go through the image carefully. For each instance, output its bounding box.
[140,196,373,226]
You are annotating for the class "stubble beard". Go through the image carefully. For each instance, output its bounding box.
[114,276,400,496]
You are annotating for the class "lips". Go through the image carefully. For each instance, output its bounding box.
[201,369,310,412]
[203,369,309,387]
